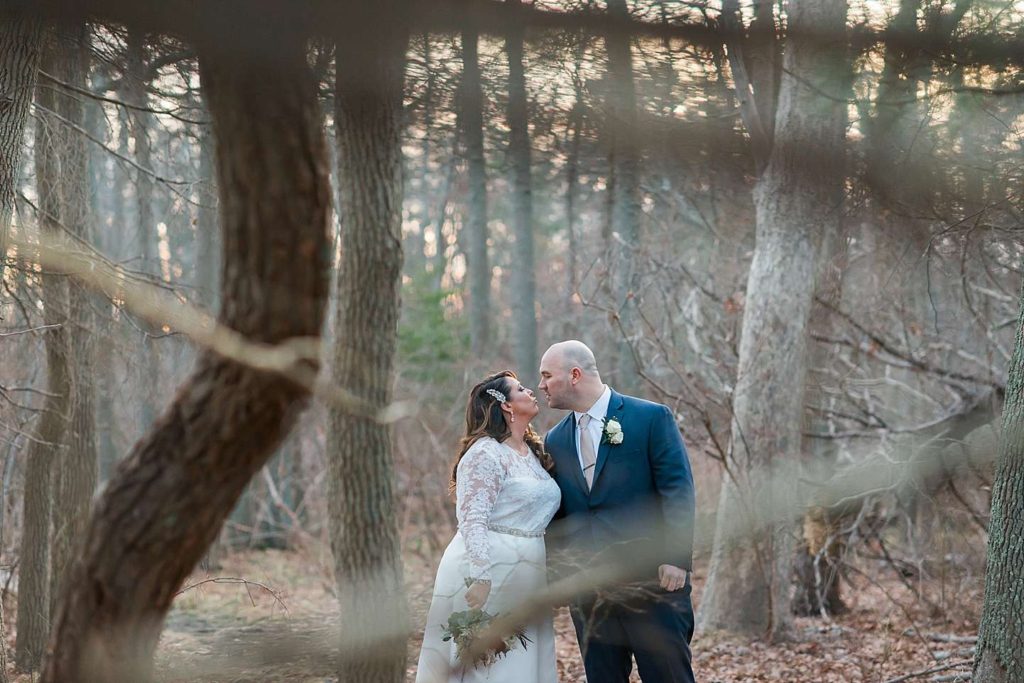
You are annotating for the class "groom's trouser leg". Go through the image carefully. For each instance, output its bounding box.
[621,585,696,683]
[570,601,632,683]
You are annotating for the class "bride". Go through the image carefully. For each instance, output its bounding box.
[415,370,560,683]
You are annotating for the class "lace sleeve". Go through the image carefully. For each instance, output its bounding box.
[456,440,506,582]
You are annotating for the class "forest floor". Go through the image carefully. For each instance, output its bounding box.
[3,546,981,682]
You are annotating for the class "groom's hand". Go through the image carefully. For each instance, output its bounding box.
[658,564,688,592]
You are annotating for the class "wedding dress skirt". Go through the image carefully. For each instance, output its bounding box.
[415,529,558,683]
[415,437,560,683]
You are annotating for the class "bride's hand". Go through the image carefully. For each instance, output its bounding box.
[466,580,491,609]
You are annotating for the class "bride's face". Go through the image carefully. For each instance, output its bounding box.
[504,380,540,423]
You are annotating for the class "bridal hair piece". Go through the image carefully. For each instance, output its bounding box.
[452,370,552,493]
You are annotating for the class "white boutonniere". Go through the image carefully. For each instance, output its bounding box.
[602,417,624,445]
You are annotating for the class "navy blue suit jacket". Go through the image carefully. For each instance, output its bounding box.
[544,389,695,578]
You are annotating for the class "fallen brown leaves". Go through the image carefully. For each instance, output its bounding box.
[0,547,981,682]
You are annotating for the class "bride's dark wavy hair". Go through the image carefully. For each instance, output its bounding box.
[449,370,553,494]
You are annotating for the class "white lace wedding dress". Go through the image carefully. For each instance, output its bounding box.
[415,436,561,683]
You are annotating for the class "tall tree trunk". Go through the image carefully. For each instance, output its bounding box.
[460,25,491,356]
[0,11,41,283]
[15,33,67,669]
[564,27,586,336]
[699,0,848,638]
[40,21,330,682]
[505,0,538,377]
[720,0,773,172]
[795,27,854,620]
[410,34,433,281]
[429,155,454,292]
[195,98,219,311]
[47,20,98,621]
[327,6,410,682]
[748,0,779,146]
[124,27,160,433]
[605,0,641,389]
[866,0,968,207]
[974,283,1024,683]
[84,61,119,483]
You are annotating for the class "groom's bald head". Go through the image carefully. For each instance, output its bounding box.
[538,340,604,411]
[546,340,598,375]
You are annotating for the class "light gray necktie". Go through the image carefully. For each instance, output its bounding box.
[579,413,597,490]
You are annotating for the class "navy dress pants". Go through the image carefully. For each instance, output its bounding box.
[570,579,696,683]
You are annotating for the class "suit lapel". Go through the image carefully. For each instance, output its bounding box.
[590,390,625,491]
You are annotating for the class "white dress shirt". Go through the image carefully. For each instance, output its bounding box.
[573,385,611,472]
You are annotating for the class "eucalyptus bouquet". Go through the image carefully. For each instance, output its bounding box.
[441,608,531,668]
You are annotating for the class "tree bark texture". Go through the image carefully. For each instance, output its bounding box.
[39,23,330,682]
[460,25,491,357]
[14,34,68,670]
[0,10,41,283]
[698,0,847,639]
[327,5,410,683]
[505,0,538,378]
[46,21,99,623]
[973,283,1024,682]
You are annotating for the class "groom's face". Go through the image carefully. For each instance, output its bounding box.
[538,351,572,410]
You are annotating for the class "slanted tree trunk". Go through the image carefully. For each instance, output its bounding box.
[40,21,330,682]
[47,20,98,621]
[327,7,410,683]
[699,0,848,638]
[460,24,491,356]
[0,11,41,282]
[15,33,67,670]
[973,288,1024,683]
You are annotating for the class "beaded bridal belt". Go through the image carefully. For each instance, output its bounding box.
[487,524,545,538]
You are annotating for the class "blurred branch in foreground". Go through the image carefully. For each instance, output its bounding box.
[9,228,414,424]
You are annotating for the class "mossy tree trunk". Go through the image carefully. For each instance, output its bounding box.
[327,3,410,682]
[974,281,1024,682]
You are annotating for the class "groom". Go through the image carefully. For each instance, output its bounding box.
[539,340,696,683]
